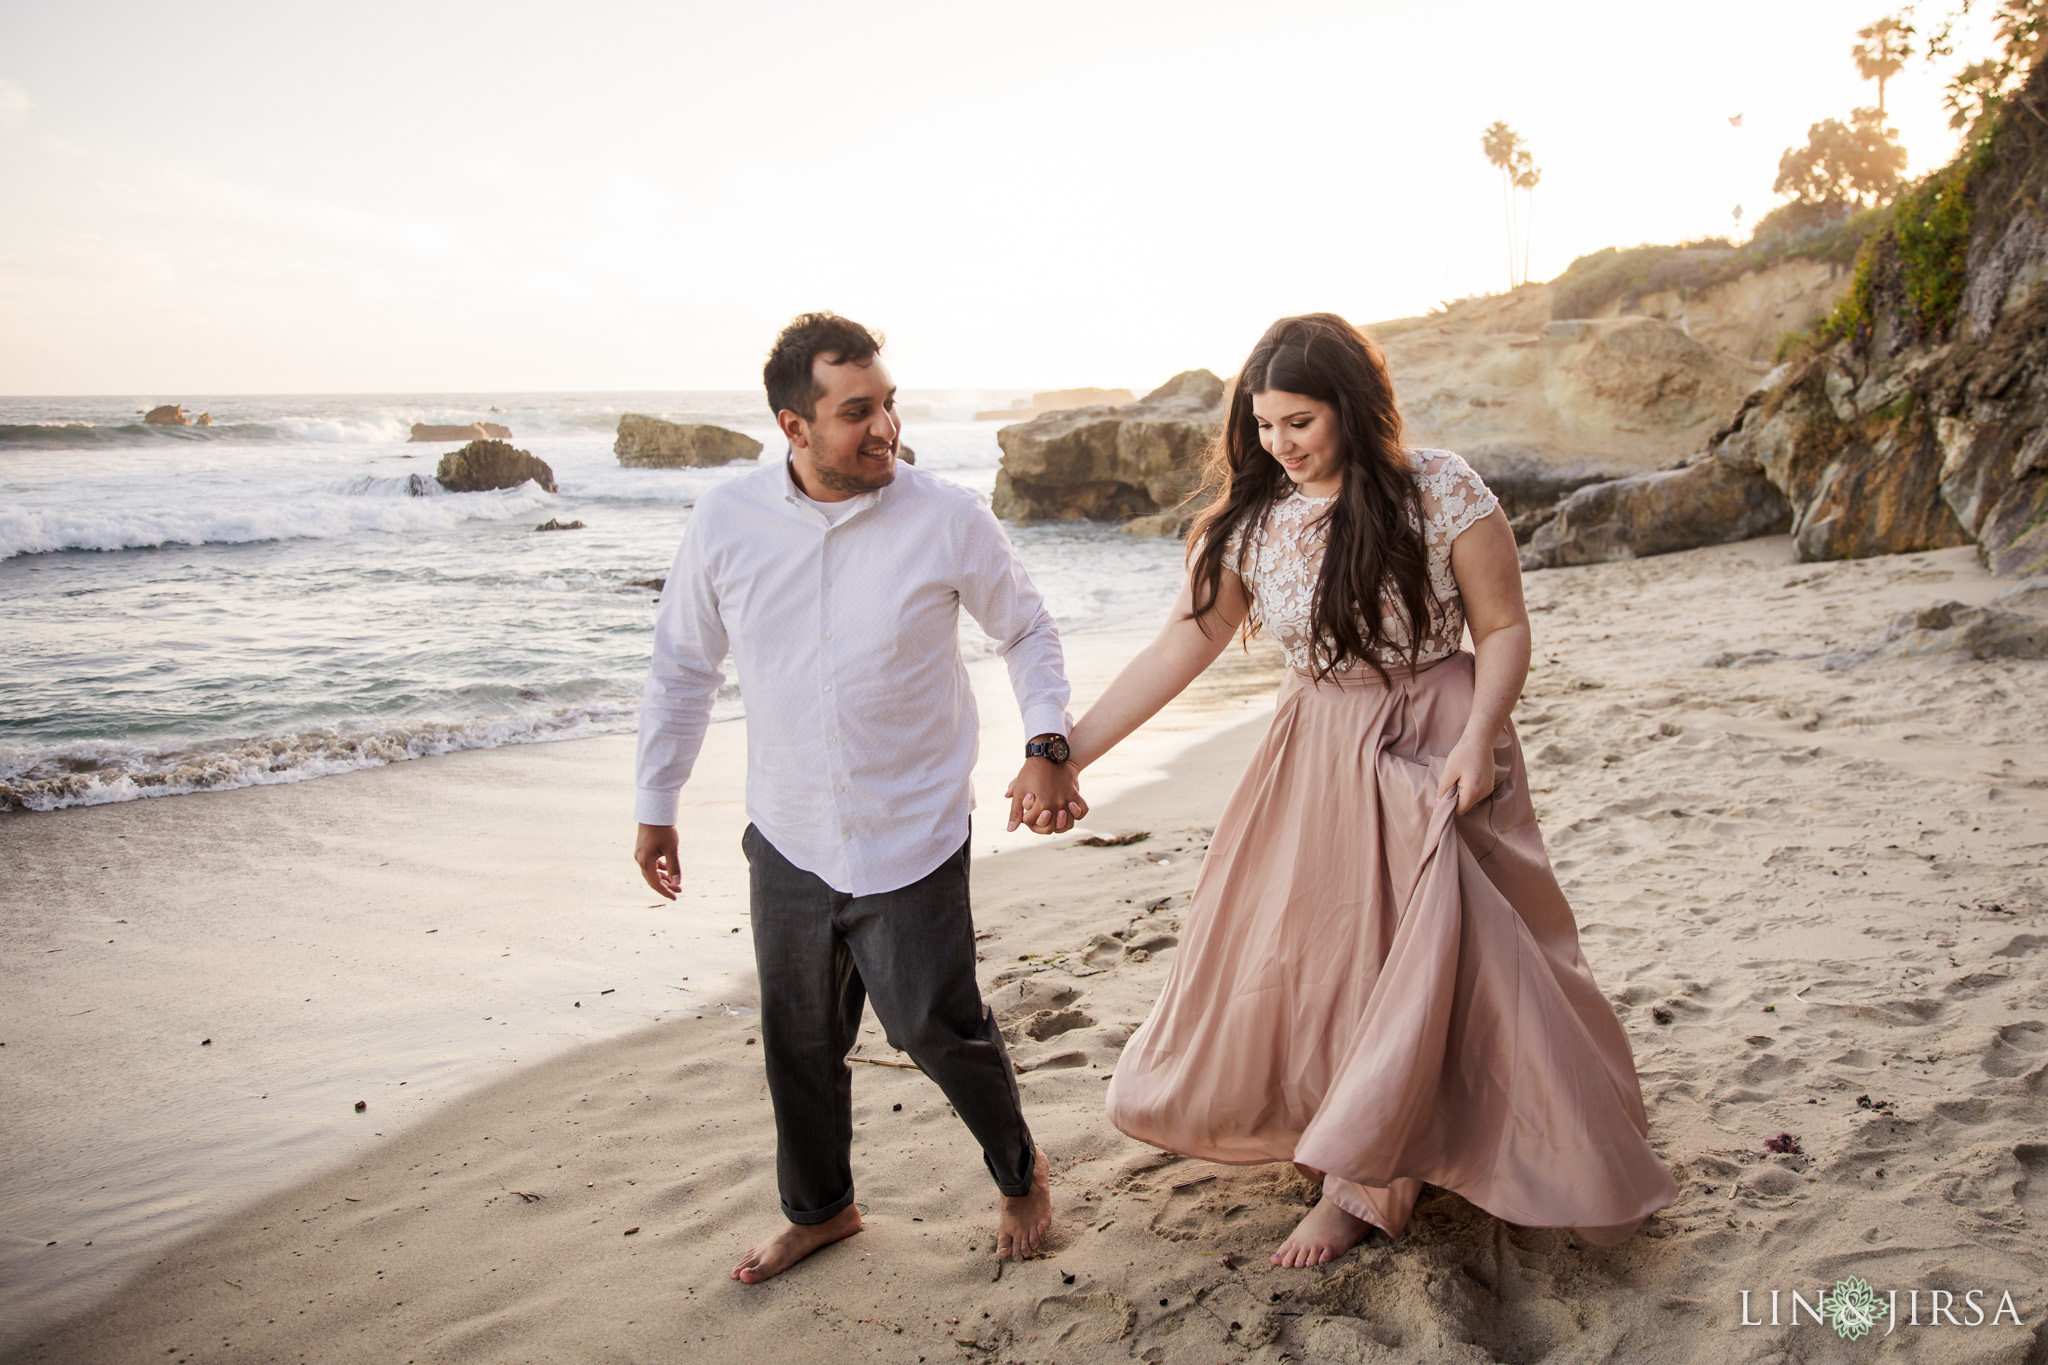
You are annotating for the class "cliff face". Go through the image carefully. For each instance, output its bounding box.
[1527,62,2048,578]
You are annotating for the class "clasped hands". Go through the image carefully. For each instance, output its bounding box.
[1005,756,1087,834]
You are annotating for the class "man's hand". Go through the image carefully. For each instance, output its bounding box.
[636,822,682,899]
[1005,758,1087,834]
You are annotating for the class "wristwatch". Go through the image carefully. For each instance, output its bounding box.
[1025,733,1071,764]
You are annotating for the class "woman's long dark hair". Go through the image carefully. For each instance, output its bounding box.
[1185,313,1432,684]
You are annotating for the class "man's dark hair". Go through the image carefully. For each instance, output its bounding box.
[763,312,885,421]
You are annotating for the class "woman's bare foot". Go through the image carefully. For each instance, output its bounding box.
[996,1147,1052,1260]
[1272,1196,1370,1268]
[731,1203,863,1283]
[1292,1161,1326,1185]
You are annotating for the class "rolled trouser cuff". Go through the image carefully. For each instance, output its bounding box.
[780,1182,856,1226]
[986,1139,1037,1199]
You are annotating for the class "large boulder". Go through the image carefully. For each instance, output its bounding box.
[614,414,764,468]
[1520,448,1791,569]
[992,370,1224,525]
[411,421,512,442]
[143,404,191,427]
[434,440,558,494]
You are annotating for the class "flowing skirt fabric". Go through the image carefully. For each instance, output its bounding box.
[1104,653,1677,1245]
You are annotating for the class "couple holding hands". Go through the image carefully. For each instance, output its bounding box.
[632,310,1675,1284]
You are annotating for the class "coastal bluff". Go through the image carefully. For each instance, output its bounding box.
[1523,56,2048,578]
[991,370,1224,534]
[614,414,764,468]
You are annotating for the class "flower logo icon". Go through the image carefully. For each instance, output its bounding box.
[1824,1276,1881,1340]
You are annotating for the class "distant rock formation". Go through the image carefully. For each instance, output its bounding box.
[614,414,764,468]
[143,405,191,427]
[435,440,558,494]
[898,445,915,465]
[992,371,1224,529]
[411,422,512,443]
[976,387,1138,423]
[534,518,585,532]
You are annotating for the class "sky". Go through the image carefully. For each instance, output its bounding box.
[0,0,2003,396]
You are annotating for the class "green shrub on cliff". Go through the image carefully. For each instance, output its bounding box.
[1817,133,1994,348]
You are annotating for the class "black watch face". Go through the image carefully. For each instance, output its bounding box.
[1038,735,1071,763]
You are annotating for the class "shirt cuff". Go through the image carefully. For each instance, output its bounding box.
[1022,704,1074,744]
[634,787,681,826]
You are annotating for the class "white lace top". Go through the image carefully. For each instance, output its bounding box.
[1223,449,1500,673]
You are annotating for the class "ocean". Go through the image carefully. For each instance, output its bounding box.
[0,391,1194,812]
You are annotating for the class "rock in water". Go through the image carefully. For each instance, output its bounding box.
[143,405,191,427]
[614,415,764,468]
[534,518,585,532]
[435,440,558,494]
[898,445,915,465]
[194,412,213,427]
[993,370,1224,527]
[411,422,512,443]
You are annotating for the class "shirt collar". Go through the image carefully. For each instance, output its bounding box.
[781,455,885,527]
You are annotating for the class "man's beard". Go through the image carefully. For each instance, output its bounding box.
[811,444,898,495]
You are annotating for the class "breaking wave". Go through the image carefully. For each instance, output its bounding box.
[0,481,550,560]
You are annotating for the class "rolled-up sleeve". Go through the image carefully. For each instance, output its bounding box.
[956,503,1072,741]
[633,513,728,825]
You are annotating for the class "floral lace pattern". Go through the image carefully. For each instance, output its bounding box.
[1225,449,1500,673]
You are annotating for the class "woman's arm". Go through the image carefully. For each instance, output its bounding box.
[1069,565,1251,770]
[1436,506,1531,814]
[1007,562,1250,829]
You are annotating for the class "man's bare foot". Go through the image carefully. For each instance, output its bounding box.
[731,1203,862,1283]
[996,1147,1052,1260]
[1272,1195,1370,1268]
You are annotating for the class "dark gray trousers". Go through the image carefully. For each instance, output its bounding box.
[742,823,1036,1225]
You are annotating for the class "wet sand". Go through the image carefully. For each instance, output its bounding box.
[8,537,2048,1362]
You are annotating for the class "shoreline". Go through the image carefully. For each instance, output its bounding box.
[0,624,1285,1351]
[7,537,2048,1360]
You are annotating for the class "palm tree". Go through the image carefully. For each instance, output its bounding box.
[1482,123,1540,289]
[1482,121,1521,290]
[1852,15,1916,114]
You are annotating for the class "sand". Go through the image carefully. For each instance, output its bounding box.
[6,536,2047,1363]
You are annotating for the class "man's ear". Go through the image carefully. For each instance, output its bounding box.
[777,409,810,451]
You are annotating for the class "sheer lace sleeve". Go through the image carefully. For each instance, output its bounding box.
[1415,449,1499,547]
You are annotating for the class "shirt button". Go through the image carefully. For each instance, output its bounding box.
[835,785,845,793]
[824,631,833,640]
[842,833,851,842]
[826,737,836,746]
[823,684,832,692]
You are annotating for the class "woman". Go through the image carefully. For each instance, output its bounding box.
[1052,314,1676,1266]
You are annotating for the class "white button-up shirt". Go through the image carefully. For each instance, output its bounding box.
[634,459,1072,896]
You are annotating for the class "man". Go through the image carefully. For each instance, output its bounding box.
[633,312,1085,1284]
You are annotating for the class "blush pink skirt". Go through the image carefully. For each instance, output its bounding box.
[1105,652,1677,1245]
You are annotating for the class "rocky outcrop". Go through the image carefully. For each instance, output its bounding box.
[992,370,1224,526]
[1373,283,1813,474]
[534,518,585,532]
[1520,448,1791,568]
[434,440,557,494]
[976,387,1138,423]
[143,405,190,426]
[614,414,763,468]
[411,422,512,443]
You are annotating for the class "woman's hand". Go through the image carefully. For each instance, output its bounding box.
[1435,737,1498,814]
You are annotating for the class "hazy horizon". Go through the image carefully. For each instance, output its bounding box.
[0,0,1998,396]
